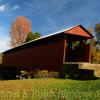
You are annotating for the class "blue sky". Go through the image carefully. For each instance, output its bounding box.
[0,0,100,52]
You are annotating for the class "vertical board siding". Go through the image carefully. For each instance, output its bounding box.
[3,39,65,71]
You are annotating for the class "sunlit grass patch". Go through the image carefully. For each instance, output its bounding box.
[0,78,99,100]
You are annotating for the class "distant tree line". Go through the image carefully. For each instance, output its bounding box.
[88,24,100,63]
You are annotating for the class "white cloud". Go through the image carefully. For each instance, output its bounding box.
[0,37,10,53]
[0,4,21,12]
[13,5,21,10]
[0,5,6,12]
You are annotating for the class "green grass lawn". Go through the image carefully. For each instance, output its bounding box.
[0,78,100,100]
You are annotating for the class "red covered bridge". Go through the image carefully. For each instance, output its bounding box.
[2,25,93,72]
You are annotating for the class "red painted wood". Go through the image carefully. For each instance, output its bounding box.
[3,40,65,71]
[64,26,92,38]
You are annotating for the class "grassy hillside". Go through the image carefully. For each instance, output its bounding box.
[0,78,99,100]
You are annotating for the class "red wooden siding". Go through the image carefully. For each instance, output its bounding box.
[83,44,91,62]
[64,26,92,38]
[3,39,65,71]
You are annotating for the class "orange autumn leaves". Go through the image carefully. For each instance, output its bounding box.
[10,16,32,47]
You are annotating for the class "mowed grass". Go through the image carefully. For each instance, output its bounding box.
[0,78,100,100]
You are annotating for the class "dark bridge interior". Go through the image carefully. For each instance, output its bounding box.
[65,34,90,62]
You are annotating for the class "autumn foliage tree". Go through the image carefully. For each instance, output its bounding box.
[94,24,100,49]
[88,25,100,63]
[10,16,32,47]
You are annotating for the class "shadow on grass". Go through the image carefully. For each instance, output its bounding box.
[59,64,100,81]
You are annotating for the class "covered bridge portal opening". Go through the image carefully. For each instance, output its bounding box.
[63,25,92,63]
[60,25,94,79]
[64,34,90,63]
